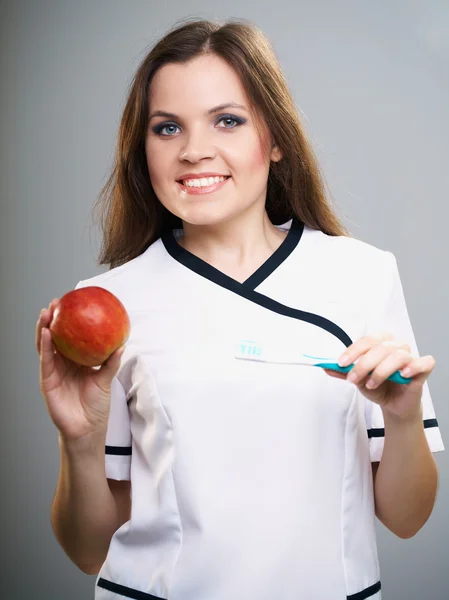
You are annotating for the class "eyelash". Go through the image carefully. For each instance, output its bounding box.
[152,114,246,137]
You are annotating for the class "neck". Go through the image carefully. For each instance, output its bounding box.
[178,207,287,282]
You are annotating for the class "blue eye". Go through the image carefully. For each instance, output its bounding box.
[152,114,245,137]
[153,123,180,136]
[216,115,245,128]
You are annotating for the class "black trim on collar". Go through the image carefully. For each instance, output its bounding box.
[105,445,132,456]
[162,218,303,292]
[162,219,352,348]
[97,578,166,599]
[347,581,381,600]
[368,418,438,439]
[244,218,304,288]
[240,288,353,347]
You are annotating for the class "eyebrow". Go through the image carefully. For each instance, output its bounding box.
[149,102,248,122]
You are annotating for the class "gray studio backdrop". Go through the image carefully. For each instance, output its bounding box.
[1,1,448,599]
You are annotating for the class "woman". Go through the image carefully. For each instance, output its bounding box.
[36,18,444,600]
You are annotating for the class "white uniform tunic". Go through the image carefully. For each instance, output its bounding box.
[75,219,444,600]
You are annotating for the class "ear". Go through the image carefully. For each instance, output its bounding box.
[270,143,283,163]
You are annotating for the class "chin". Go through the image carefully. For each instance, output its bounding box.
[171,203,239,228]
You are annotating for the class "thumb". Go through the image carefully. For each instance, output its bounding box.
[94,346,126,389]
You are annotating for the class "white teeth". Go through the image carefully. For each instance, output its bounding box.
[182,176,227,187]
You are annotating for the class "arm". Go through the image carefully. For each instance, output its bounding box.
[371,409,438,539]
[51,434,131,575]
[351,253,441,538]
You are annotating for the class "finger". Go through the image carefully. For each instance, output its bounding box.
[399,355,436,385]
[47,298,59,322]
[338,333,395,367]
[93,346,126,391]
[323,369,347,380]
[381,339,411,354]
[363,349,414,389]
[43,299,60,351]
[347,341,410,385]
[35,309,45,354]
[40,327,56,382]
[36,299,59,355]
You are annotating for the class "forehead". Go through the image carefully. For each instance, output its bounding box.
[149,54,249,111]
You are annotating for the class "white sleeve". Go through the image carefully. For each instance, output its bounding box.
[361,253,445,462]
[104,376,132,481]
[75,280,132,480]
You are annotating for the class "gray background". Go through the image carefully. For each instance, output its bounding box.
[1,0,448,598]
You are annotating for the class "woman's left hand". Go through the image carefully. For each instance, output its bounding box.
[324,334,436,422]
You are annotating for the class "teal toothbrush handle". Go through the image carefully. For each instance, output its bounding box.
[315,362,412,385]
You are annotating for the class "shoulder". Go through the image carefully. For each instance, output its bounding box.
[291,226,401,310]
[74,238,168,309]
[302,226,397,274]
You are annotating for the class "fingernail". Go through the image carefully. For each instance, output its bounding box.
[347,371,358,383]
[366,378,377,389]
[339,354,350,367]
[401,367,411,377]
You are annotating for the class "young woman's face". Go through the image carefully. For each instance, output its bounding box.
[145,54,282,227]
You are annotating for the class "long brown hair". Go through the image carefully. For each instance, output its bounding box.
[92,17,347,269]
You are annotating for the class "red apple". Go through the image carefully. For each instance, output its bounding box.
[49,286,130,366]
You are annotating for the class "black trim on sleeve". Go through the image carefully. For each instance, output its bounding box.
[97,578,166,599]
[368,418,439,439]
[105,445,132,456]
[347,581,381,600]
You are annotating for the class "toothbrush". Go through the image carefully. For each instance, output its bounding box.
[300,353,411,384]
[234,342,412,385]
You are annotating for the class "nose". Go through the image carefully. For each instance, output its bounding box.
[179,128,216,163]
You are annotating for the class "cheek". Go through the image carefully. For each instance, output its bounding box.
[145,144,165,188]
[250,143,269,169]
[244,127,271,170]
[243,136,271,175]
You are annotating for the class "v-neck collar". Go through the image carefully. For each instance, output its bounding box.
[161,218,304,291]
[160,218,353,348]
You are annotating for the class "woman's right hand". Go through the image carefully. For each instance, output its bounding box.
[36,298,126,444]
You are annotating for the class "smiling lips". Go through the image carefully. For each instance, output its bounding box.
[176,174,231,195]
